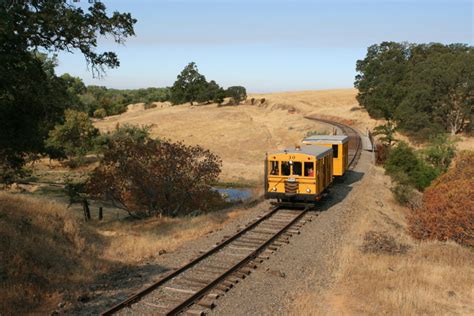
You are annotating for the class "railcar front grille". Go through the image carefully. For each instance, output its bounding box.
[284,181,299,195]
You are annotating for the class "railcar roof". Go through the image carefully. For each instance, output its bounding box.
[302,135,349,144]
[269,145,332,159]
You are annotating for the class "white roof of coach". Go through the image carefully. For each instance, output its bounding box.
[269,145,332,159]
[302,135,349,144]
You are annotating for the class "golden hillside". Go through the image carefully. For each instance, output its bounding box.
[95,89,377,183]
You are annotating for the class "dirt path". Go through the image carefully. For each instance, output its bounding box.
[209,150,372,315]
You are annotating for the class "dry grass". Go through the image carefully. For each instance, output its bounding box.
[291,165,474,315]
[96,209,241,263]
[0,192,107,315]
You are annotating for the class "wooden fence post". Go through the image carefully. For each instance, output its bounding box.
[98,207,103,221]
[82,199,91,221]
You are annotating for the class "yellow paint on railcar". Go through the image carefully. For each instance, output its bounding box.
[302,135,349,176]
[264,146,333,202]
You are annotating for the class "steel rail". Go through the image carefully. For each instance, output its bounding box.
[165,205,311,315]
[101,204,284,315]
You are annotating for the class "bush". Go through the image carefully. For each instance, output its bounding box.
[384,141,439,191]
[226,86,247,105]
[0,151,30,185]
[86,126,222,218]
[391,182,415,206]
[409,151,474,246]
[45,110,99,164]
[93,108,107,119]
[375,143,390,165]
[144,102,157,109]
[423,134,457,172]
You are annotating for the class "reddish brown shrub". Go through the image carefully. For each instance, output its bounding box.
[408,151,474,246]
[375,143,390,164]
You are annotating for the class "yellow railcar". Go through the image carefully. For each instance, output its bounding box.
[264,146,333,202]
[302,135,349,176]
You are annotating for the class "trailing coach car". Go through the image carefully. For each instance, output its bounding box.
[264,145,333,202]
[302,135,349,176]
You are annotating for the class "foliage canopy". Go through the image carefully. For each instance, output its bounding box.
[355,42,473,139]
[0,1,136,180]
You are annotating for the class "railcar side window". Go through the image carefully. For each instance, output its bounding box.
[292,162,302,176]
[332,144,339,158]
[304,162,314,177]
[269,161,279,175]
[281,161,291,176]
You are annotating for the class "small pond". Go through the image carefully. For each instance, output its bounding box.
[214,187,253,202]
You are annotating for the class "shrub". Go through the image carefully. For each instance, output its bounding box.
[305,130,329,137]
[144,102,157,110]
[409,151,474,246]
[86,126,222,218]
[391,182,415,206]
[45,110,99,165]
[226,86,247,105]
[384,141,439,191]
[422,134,457,172]
[375,143,390,164]
[93,108,107,119]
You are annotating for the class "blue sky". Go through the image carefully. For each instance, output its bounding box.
[56,0,473,92]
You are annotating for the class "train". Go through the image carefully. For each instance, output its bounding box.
[264,135,349,203]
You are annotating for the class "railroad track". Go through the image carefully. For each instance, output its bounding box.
[102,204,314,316]
[101,118,362,316]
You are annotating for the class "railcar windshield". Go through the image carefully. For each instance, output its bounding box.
[292,162,302,176]
[281,161,291,176]
[269,161,279,175]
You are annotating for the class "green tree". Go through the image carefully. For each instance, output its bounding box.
[45,110,99,164]
[226,86,247,105]
[170,62,208,105]
[0,1,136,180]
[372,121,398,147]
[197,80,225,104]
[355,42,410,120]
[400,44,473,135]
[355,42,473,138]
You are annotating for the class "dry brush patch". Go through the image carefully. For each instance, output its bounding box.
[409,151,474,246]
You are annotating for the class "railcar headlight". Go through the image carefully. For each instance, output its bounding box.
[272,187,277,191]
[306,188,311,193]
